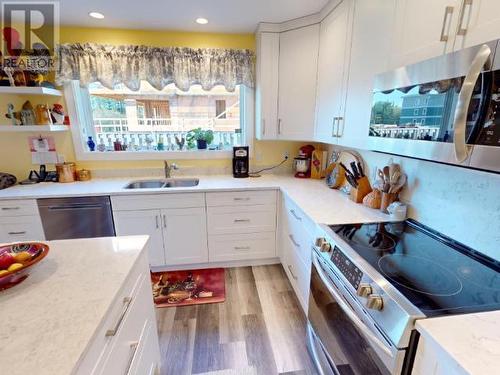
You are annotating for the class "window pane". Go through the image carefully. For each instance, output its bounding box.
[87,81,242,152]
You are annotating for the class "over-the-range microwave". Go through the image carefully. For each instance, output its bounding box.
[368,39,500,173]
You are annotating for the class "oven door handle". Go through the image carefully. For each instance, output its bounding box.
[453,44,492,162]
[312,254,393,357]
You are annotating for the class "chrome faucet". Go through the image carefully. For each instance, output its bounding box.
[164,161,179,178]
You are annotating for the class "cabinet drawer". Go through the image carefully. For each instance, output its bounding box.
[111,193,205,211]
[283,195,316,237]
[0,215,45,243]
[207,205,276,235]
[97,273,154,375]
[127,320,161,375]
[208,232,276,262]
[0,199,39,217]
[206,190,277,207]
[75,253,148,375]
[283,235,311,314]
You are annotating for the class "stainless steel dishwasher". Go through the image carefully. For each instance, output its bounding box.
[37,196,115,240]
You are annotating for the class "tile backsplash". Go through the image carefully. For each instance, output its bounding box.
[341,148,500,261]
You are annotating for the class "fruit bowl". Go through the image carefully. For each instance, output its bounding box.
[0,242,49,291]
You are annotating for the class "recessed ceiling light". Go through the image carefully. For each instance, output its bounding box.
[196,18,208,25]
[89,12,105,19]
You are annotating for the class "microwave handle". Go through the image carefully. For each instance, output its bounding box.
[453,44,492,162]
[312,253,393,357]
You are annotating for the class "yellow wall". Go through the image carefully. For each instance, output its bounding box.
[0,26,306,179]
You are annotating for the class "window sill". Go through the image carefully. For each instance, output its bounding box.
[75,149,233,161]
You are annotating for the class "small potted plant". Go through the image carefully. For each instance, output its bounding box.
[187,128,214,150]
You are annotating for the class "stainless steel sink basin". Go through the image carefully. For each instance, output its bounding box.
[124,178,199,189]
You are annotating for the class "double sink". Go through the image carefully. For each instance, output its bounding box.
[124,178,199,189]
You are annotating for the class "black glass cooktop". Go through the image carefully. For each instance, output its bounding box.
[329,219,500,317]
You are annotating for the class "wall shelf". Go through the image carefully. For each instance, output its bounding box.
[0,86,62,96]
[0,125,69,132]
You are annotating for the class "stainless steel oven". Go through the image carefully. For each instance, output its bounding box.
[368,39,500,173]
[308,251,404,374]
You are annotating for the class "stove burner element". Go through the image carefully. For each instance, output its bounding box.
[378,255,463,297]
[354,231,396,252]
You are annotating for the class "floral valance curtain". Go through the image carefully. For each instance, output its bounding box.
[56,43,255,92]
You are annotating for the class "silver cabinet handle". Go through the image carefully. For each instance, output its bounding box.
[453,44,492,162]
[312,254,393,356]
[262,118,266,135]
[234,219,250,223]
[289,234,300,248]
[331,117,338,137]
[163,214,167,228]
[278,118,282,134]
[233,197,250,201]
[1,207,20,210]
[155,215,159,229]
[287,265,298,280]
[290,209,302,221]
[8,231,26,235]
[124,341,139,375]
[234,246,251,251]
[457,0,472,36]
[440,6,454,42]
[105,297,132,337]
[337,116,344,137]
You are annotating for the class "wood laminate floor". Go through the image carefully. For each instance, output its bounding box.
[156,264,318,375]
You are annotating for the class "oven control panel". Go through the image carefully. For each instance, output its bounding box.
[331,246,363,289]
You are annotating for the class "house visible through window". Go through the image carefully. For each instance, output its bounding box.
[85,81,243,152]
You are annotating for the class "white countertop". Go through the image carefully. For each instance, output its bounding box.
[416,311,500,375]
[0,174,391,225]
[0,235,149,375]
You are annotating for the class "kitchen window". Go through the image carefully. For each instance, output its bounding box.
[66,80,253,161]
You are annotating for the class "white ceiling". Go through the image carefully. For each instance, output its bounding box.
[58,0,329,33]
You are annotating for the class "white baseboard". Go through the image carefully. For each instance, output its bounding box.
[150,257,281,272]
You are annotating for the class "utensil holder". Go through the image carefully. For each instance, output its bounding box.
[349,176,372,203]
[380,192,398,213]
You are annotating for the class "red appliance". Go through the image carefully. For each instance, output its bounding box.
[293,145,315,178]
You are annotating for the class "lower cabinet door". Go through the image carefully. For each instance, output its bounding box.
[162,207,208,265]
[128,320,161,375]
[283,234,311,314]
[208,232,276,262]
[113,210,165,267]
[0,215,45,243]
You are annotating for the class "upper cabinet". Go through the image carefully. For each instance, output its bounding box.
[339,0,396,149]
[314,0,353,144]
[277,24,320,140]
[453,0,500,50]
[390,0,463,68]
[255,32,280,140]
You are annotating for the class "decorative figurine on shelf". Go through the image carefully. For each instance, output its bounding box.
[50,104,65,124]
[97,137,106,152]
[3,67,15,86]
[157,134,165,151]
[175,135,186,150]
[145,135,153,150]
[87,136,96,152]
[5,103,20,125]
[35,104,52,125]
[19,101,36,125]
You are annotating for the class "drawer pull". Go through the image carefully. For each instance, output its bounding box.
[105,297,132,337]
[163,214,167,228]
[290,209,302,221]
[233,197,250,201]
[234,246,251,251]
[234,219,251,223]
[288,265,298,280]
[289,234,301,248]
[124,341,139,375]
[8,231,26,235]
[2,207,20,210]
[155,215,159,229]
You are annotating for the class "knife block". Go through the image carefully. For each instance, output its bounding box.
[349,176,372,203]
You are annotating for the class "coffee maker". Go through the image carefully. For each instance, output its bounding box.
[232,146,249,178]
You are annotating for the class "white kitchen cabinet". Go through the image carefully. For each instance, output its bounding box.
[0,215,45,244]
[255,32,280,139]
[390,0,463,68]
[162,207,208,265]
[314,0,353,144]
[339,0,396,149]
[113,210,165,267]
[208,232,276,262]
[453,0,500,50]
[277,24,320,140]
[207,205,276,235]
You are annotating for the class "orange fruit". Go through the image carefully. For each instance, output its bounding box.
[7,263,23,272]
[0,270,9,277]
[13,251,31,263]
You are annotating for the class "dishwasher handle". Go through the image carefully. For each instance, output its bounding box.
[47,203,108,211]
